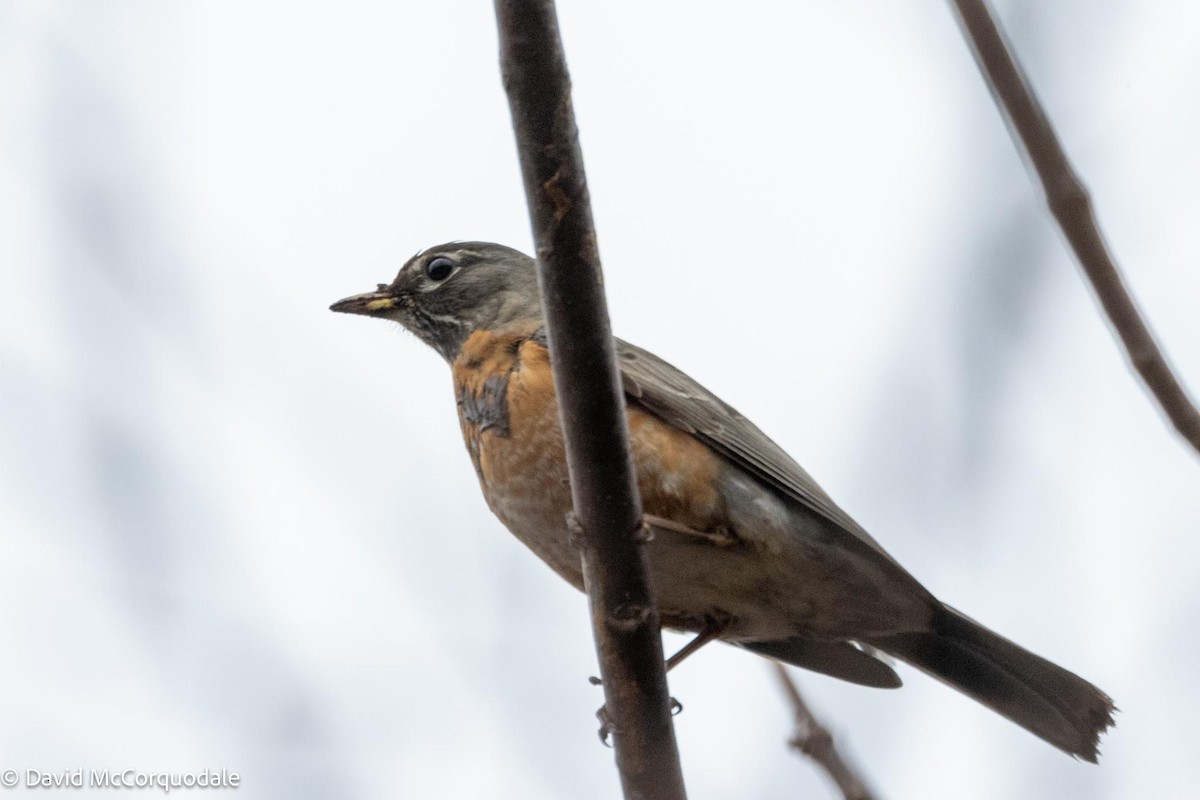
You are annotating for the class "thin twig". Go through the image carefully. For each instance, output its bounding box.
[773,663,877,800]
[494,2,688,799]
[949,0,1200,456]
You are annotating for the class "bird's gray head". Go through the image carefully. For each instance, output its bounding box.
[330,241,542,361]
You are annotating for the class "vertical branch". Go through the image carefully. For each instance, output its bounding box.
[773,663,877,800]
[494,2,689,799]
[949,0,1200,456]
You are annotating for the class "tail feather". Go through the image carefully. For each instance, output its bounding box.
[869,606,1115,761]
[740,637,902,689]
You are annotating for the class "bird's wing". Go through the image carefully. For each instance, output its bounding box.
[616,338,904,571]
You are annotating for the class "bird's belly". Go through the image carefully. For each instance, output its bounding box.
[469,410,816,641]
[469,414,931,642]
[474,426,585,588]
[455,332,928,643]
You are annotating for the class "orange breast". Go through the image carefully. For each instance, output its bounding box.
[627,405,723,531]
[452,329,727,569]
[453,329,564,503]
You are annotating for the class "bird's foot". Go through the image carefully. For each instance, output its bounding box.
[593,696,683,747]
[596,704,614,747]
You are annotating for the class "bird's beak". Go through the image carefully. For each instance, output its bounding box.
[330,290,397,316]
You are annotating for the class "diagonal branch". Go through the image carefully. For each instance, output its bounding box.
[949,0,1200,457]
[493,2,688,798]
[773,663,878,800]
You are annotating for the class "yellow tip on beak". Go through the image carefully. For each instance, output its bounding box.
[330,291,397,316]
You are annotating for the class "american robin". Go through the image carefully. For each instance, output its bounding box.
[331,241,1114,761]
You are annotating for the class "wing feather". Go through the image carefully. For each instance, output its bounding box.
[616,338,904,571]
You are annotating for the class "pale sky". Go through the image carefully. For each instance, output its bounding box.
[1,1,1198,798]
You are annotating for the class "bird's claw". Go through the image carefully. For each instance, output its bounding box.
[596,704,614,747]
[594,696,683,747]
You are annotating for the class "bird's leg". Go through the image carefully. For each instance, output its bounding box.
[590,617,729,685]
[666,619,728,672]
[592,618,727,745]
[644,514,738,547]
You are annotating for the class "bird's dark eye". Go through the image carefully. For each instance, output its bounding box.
[425,256,454,281]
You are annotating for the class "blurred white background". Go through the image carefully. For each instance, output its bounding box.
[1,1,1198,797]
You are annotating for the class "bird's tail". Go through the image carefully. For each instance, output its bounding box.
[868,605,1115,761]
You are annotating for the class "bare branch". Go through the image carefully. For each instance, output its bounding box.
[493,2,688,798]
[773,663,877,800]
[949,0,1200,456]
